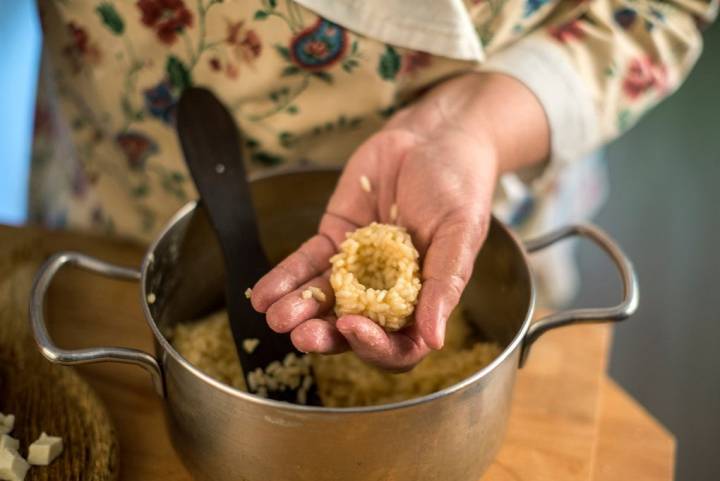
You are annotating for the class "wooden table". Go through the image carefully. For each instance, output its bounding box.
[0,226,675,480]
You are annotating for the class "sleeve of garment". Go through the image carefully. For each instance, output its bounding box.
[479,0,717,185]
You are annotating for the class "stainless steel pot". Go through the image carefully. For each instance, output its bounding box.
[30,168,638,481]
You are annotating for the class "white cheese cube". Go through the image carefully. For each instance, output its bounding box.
[0,447,29,481]
[0,437,18,452]
[27,433,63,466]
[0,415,14,435]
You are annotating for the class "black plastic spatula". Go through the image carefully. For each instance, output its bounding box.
[176,87,319,405]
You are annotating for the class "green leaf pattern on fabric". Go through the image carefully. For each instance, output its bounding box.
[275,45,291,61]
[166,56,192,91]
[378,46,401,81]
[96,2,124,35]
[33,0,425,239]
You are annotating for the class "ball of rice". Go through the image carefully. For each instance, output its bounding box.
[329,222,422,331]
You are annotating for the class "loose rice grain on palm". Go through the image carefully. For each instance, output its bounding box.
[389,203,398,222]
[359,175,372,193]
[301,286,326,302]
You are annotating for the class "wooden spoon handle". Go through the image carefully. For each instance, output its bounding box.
[176,87,317,404]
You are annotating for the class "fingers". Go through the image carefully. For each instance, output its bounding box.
[259,269,348,354]
[335,315,430,372]
[415,218,488,350]
[414,278,456,351]
[290,318,349,354]
[251,234,336,312]
[265,276,334,333]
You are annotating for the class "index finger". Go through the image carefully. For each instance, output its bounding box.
[251,234,336,312]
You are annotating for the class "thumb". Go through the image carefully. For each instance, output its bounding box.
[415,217,487,349]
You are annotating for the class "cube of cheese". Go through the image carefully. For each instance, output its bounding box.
[0,415,14,435]
[0,436,18,452]
[27,433,63,466]
[0,447,29,481]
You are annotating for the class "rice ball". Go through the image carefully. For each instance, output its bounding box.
[330,223,422,331]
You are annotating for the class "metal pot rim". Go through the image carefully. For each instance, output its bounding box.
[30,165,636,415]
[139,166,537,414]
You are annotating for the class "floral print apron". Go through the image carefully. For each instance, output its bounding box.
[30,0,715,304]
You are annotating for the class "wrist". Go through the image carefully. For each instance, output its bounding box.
[388,72,550,174]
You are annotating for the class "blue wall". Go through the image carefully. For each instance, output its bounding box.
[0,1,41,225]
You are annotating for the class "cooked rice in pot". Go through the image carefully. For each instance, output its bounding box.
[169,309,502,407]
[169,221,500,407]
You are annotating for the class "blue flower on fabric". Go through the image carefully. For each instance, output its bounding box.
[650,8,665,22]
[642,8,665,31]
[614,8,637,29]
[290,19,348,71]
[524,0,550,17]
[115,130,159,170]
[143,80,178,124]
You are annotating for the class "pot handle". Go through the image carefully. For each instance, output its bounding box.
[520,224,639,366]
[30,252,164,396]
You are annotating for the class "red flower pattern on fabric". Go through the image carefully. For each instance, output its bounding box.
[622,56,668,100]
[33,104,53,138]
[548,20,585,43]
[304,40,328,58]
[226,20,263,64]
[63,22,101,73]
[401,51,432,75]
[115,131,159,170]
[137,0,193,45]
[226,63,239,79]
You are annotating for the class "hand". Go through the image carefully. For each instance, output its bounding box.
[251,73,549,370]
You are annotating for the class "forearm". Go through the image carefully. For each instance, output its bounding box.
[476,1,715,166]
[387,72,551,175]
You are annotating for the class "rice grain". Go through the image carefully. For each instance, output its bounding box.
[309,286,326,302]
[242,338,260,354]
[359,175,372,193]
[170,308,501,407]
[390,203,398,222]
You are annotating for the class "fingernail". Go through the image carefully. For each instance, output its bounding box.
[430,301,449,350]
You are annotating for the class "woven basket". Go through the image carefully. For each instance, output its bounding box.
[0,240,118,481]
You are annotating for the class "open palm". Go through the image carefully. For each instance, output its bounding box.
[251,71,550,370]
[251,121,498,370]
